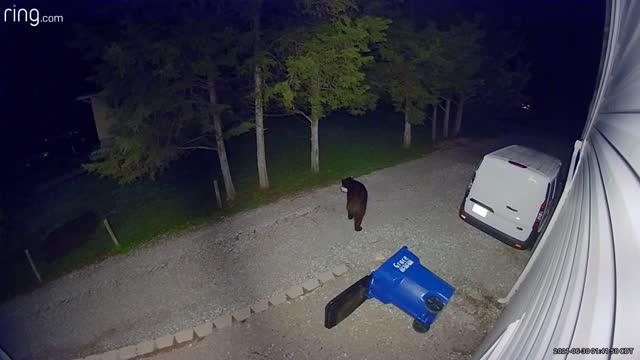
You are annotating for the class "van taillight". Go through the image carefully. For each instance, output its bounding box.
[532,200,547,231]
[465,172,476,198]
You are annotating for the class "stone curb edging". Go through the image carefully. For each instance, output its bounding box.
[74,263,352,360]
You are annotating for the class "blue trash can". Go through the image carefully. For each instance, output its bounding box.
[367,246,455,332]
[325,246,455,333]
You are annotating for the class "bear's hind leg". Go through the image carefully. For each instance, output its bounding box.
[354,214,363,232]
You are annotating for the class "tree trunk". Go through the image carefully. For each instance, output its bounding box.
[431,102,437,143]
[309,77,321,174]
[403,109,411,149]
[254,65,269,190]
[443,98,451,139]
[253,5,269,190]
[453,94,465,137]
[208,78,236,201]
[310,117,320,174]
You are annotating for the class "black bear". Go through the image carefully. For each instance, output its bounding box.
[341,177,368,232]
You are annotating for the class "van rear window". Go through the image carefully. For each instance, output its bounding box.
[470,198,494,213]
[508,160,528,168]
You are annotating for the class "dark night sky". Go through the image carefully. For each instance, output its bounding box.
[1,0,605,173]
[508,0,605,126]
[2,0,97,161]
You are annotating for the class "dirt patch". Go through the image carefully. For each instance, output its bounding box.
[41,211,99,262]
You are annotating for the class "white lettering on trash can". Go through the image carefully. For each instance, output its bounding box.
[393,256,414,273]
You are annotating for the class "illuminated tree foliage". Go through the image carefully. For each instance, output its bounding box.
[86,4,253,200]
[266,14,389,173]
[370,20,443,148]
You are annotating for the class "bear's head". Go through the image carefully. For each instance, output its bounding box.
[341,177,355,193]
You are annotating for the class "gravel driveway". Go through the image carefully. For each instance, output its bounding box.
[148,261,504,360]
[0,134,569,360]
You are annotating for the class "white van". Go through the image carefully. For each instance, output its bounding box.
[459,145,562,250]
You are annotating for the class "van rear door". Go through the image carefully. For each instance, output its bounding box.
[465,157,547,241]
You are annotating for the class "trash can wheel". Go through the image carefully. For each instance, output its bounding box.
[425,296,444,313]
[412,319,431,333]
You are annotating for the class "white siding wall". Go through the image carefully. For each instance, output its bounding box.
[473,0,640,358]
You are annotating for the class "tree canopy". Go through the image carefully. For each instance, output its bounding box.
[76,0,529,180]
[441,20,486,101]
[85,5,253,183]
[266,16,390,123]
[371,20,443,125]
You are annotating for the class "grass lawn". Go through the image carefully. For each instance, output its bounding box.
[2,106,432,301]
